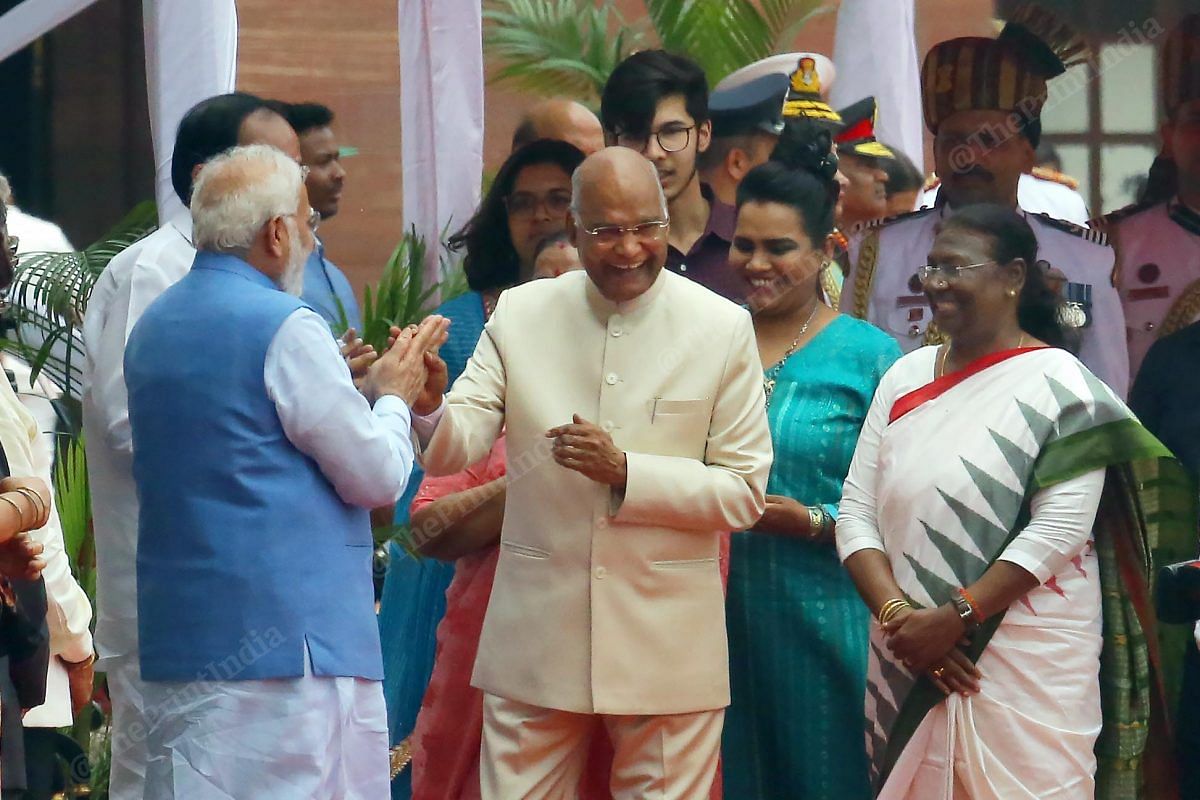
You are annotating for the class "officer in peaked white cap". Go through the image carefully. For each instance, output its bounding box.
[715,52,836,98]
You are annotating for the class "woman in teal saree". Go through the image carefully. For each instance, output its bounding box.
[721,136,900,798]
[837,204,1191,799]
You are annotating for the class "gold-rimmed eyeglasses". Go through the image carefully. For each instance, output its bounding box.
[579,220,669,246]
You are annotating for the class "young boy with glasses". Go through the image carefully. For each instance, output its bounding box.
[600,50,746,302]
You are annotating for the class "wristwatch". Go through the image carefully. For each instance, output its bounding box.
[952,593,979,634]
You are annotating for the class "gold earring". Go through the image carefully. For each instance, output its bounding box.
[1007,289,1017,297]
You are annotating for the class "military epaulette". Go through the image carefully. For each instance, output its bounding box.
[1031,166,1080,190]
[850,205,938,235]
[1030,212,1110,246]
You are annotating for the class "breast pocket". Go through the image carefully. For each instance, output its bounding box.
[647,398,710,458]
[652,398,709,418]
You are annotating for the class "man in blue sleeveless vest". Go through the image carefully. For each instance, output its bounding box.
[125,144,448,799]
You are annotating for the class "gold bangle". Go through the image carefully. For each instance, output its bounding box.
[880,603,910,626]
[13,487,45,519]
[0,494,27,529]
[878,598,911,625]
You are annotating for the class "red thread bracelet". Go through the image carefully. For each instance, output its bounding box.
[957,587,983,623]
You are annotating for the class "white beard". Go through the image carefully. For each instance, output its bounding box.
[279,220,311,297]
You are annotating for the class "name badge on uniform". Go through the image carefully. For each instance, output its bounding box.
[1058,282,1092,329]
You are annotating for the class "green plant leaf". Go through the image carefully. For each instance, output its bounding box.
[5,201,158,399]
[483,0,830,99]
[357,227,468,355]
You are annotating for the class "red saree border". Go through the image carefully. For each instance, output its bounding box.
[888,346,1051,425]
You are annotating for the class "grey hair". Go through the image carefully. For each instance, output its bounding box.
[570,155,667,220]
[0,174,12,206]
[191,144,304,254]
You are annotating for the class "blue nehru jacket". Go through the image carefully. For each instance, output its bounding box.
[302,241,362,332]
[125,252,383,683]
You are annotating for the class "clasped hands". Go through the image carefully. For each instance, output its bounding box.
[882,604,982,697]
[546,415,627,488]
[359,316,451,413]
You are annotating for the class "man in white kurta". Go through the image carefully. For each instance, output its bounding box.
[415,148,772,799]
[80,94,299,799]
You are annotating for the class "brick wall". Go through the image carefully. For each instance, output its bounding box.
[233,0,999,298]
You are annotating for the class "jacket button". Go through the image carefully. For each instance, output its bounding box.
[594,566,606,579]
[605,373,619,385]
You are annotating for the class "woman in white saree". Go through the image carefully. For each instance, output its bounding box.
[837,204,1190,799]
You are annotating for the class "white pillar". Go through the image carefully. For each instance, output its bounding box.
[142,0,238,223]
[0,0,103,63]
[399,0,484,285]
[831,0,925,173]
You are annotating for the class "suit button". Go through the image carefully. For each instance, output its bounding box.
[611,327,623,337]
[605,373,619,385]
[1144,321,1156,331]
[594,566,607,579]
[907,324,922,337]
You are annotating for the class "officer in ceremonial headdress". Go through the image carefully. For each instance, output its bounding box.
[834,97,895,229]
[1103,13,1200,379]
[701,72,790,207]
[840,3,1130,396]
[769,57,856,306]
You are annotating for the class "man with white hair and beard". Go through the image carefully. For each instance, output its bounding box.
[123,144,448,798]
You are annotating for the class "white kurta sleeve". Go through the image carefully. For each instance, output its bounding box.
[998,467,1105,583]
[836,367,893,560]
[611,311,771,533]
[264,309,416,509]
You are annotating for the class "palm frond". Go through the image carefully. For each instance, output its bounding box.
[5,202,158,399]
[483,0,833,99]
[483,0,634,101]
[360,227,468,354]
[52,432,93,594]
[770,2,837,53]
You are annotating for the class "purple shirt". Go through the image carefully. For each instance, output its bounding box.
[665,185,746,303]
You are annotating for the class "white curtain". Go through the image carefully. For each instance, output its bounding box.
[399,0,484,284]
[831,0,924,173]
[0,0,102,63]
[143,0,238,223]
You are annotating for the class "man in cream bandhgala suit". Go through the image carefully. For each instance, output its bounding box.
[415,148,773,799]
